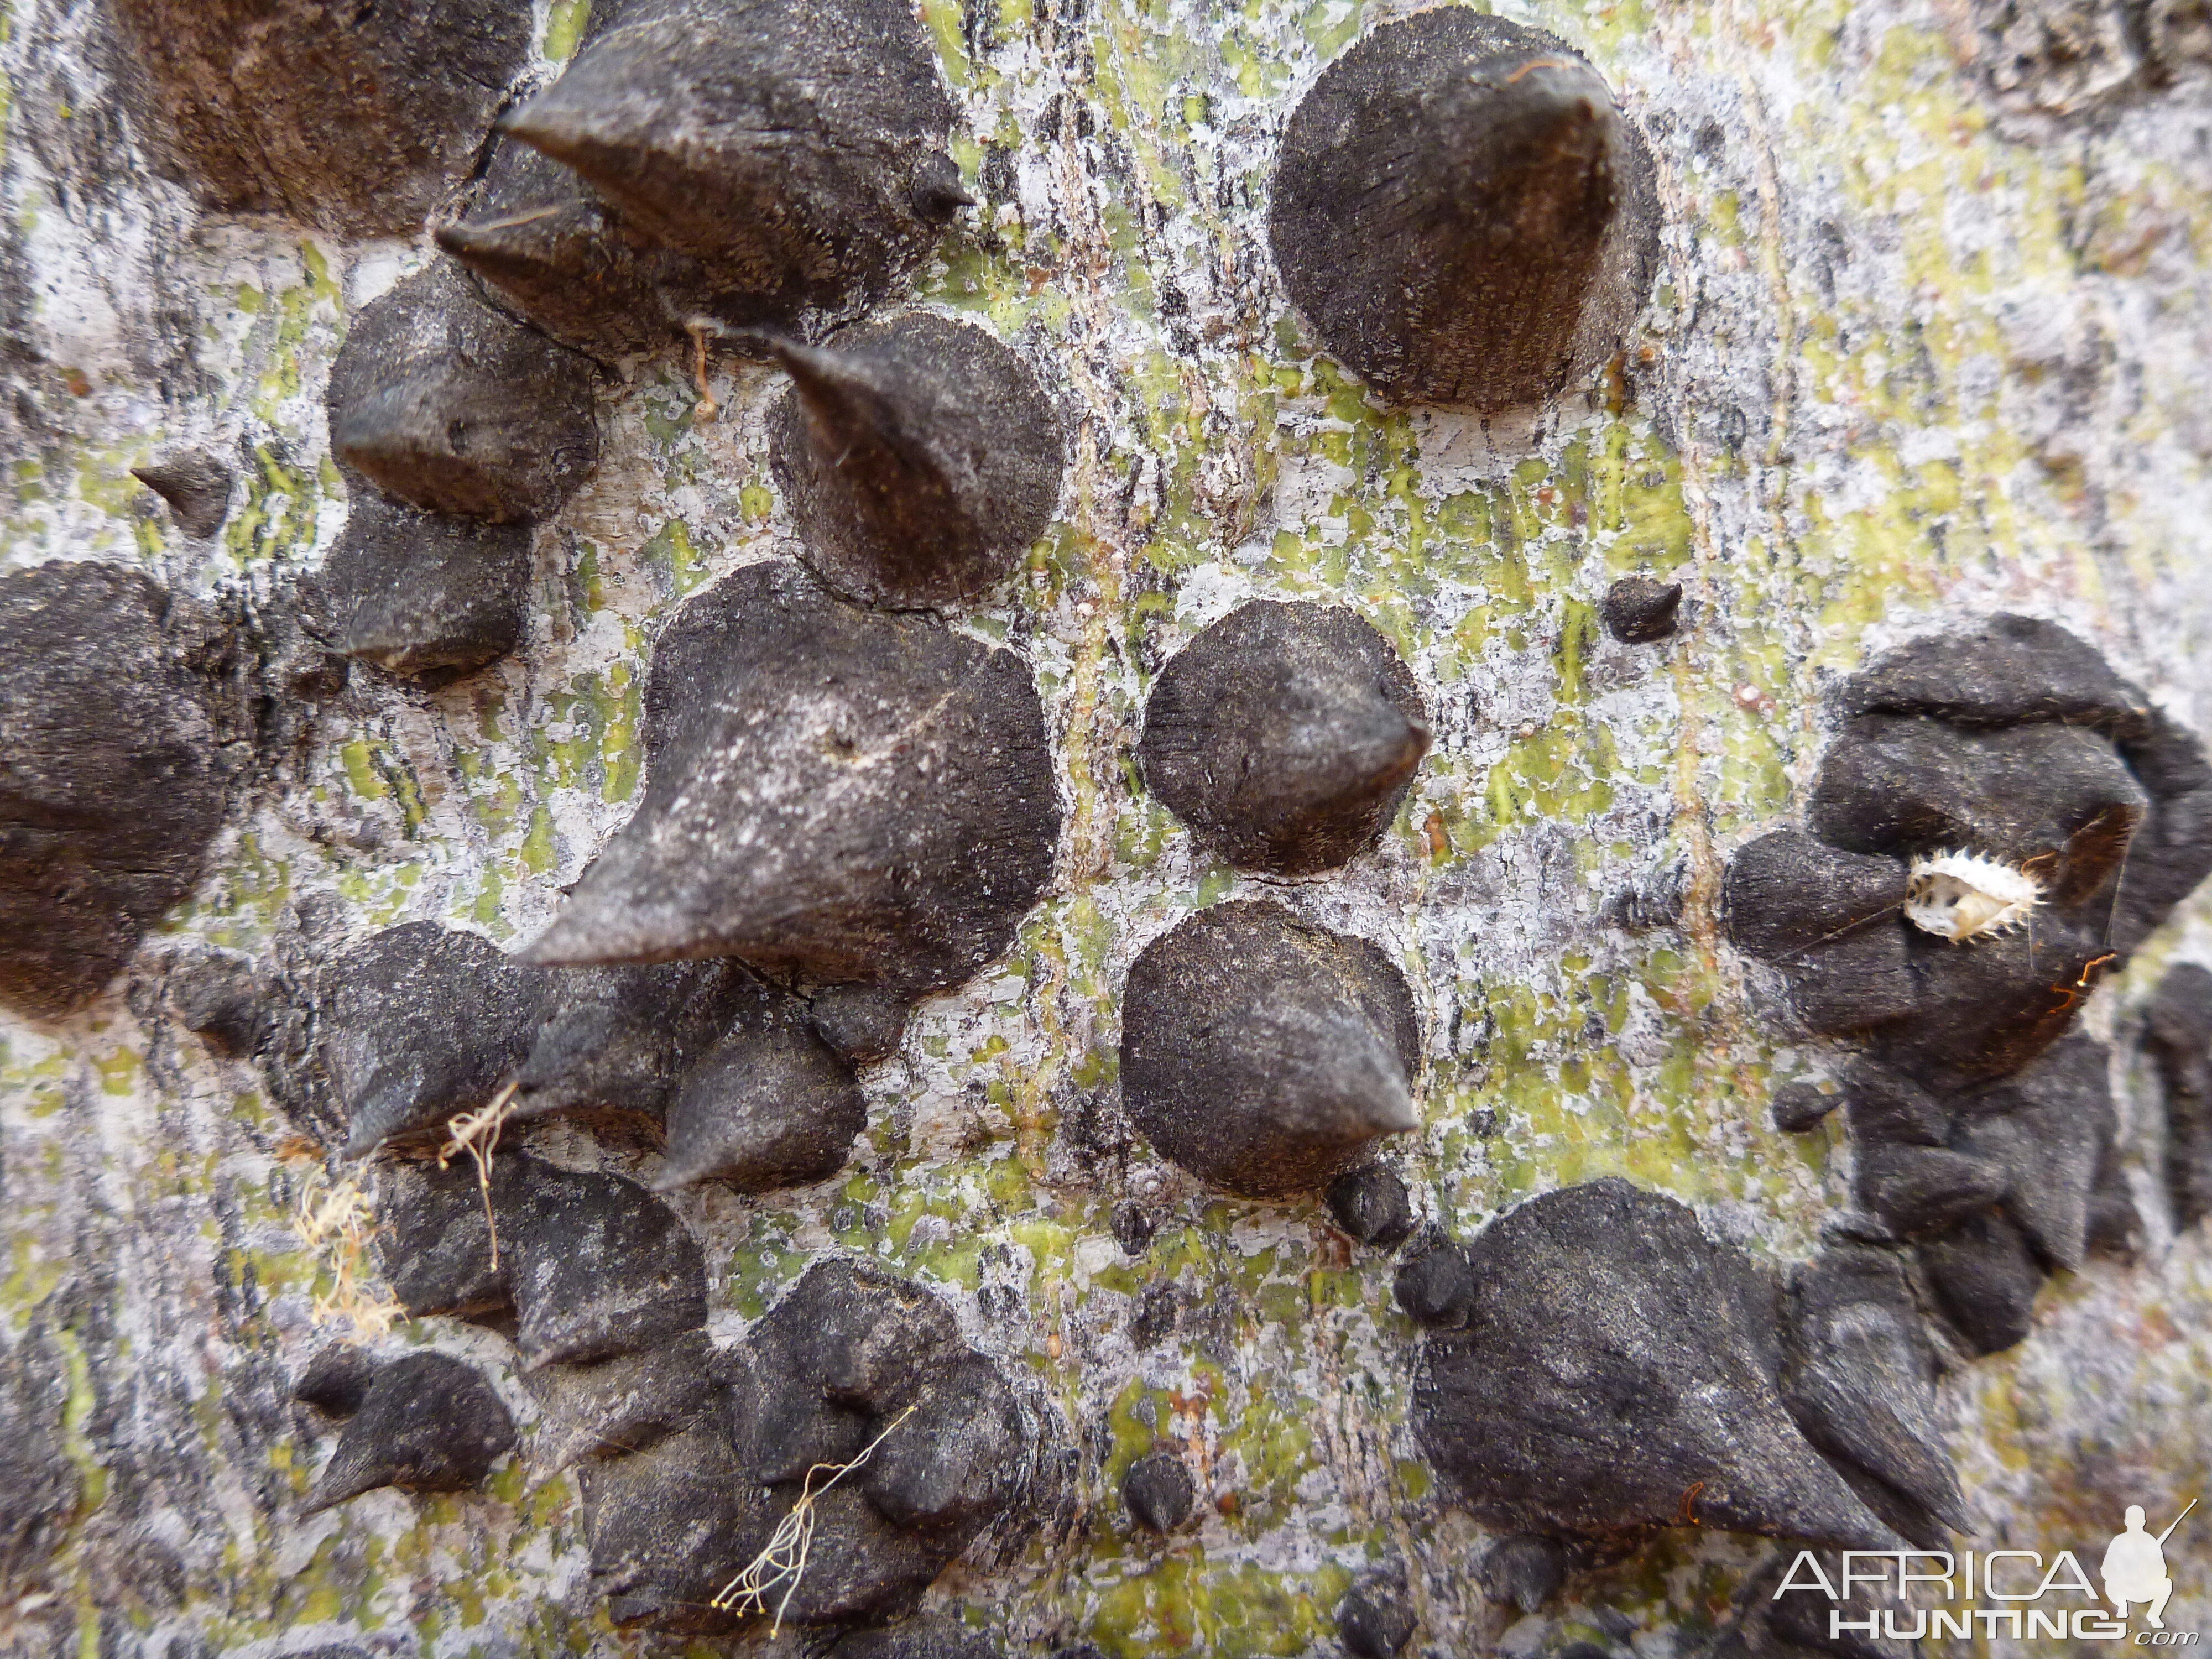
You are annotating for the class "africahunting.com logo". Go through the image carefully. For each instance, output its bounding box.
[1777,1501,2198,1645]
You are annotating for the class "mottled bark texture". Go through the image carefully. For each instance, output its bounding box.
[8,0,2212,1655]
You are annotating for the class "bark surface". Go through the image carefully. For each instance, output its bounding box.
[4,0,2212,1656]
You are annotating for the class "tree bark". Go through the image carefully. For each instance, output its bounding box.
[4,0,2212,1655]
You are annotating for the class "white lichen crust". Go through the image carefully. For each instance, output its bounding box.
[1905,850,2043,943]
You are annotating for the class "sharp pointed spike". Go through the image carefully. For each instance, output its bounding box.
[500,0,958,332]
[521,561,1058,997]
[440,138,696,361]
[325,261,599,523]
[300,1354,516,1513]
[1413,1180,1910,1552]
[770,315,1065,607]
[131,445,235,538]
[653,979,865,1192]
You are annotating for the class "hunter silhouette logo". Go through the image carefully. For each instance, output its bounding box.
[2106,1501,2195,1630]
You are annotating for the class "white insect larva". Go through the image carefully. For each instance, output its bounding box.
[1904,850,2043,943]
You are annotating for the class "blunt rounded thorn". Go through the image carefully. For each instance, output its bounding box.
[724,1260,963,1480]
[291,1347,377,1417]
[717,1260,1044,1623]
[321,923,550,1157]
[523,1331,715,1471]
[131,446,235,539]
[502,1159,709,1367]
[1853,1143,2009,1235]
[1723,831,1911,964]
[655,979,868,1191]
[1952,1033,2113,1270]
[1599,575,1683,644]
[1918,1209,2045,1356]
[1412,1180,1905,1550]
[1840,1061,1951,1147]
[1138,601,1431,876]
[1811,721,2146,884]
[1478,1533,1569,1614]
[301,1353,516,1514]
[1120,900,1421,1196]
[165,948,272,1058]
[0,562,226,1018]
[309,486,534,677]
[810,982,914,1065]
[1839,612,2151,729]
[1723,828,1918,1039]
[769,314,1065,608]
[326,261,600,524]
[1748,1549,1916,1659]
[111,0,533,236]
[1268,10,1661,410]
[500,0,962,338]
[764,1485,972,1624]
[1392,1237,1475,1328]
[521,561,1059,999]
[1326,1164,1416,1249]
[377,1151,707,1365]
[1122,1449,1196,1532]
[1750,612,2212,1090]
[581,1421,774,1635]
[2086,1131,2143,1261]
[858,1354,1025,1531]
[375,1158,513,1321]
[1338,1568,1418,1658]
[1770,1083,1839,1134]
